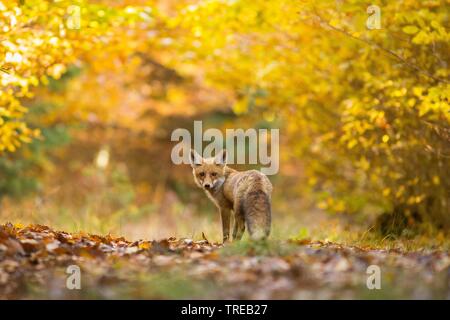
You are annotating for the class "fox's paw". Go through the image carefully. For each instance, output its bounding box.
[222,236,231,244]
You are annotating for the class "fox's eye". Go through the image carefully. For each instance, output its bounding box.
[211,172,217,177]
[199,172,205,177]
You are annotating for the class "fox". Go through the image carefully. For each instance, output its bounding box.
[189,148,272,243]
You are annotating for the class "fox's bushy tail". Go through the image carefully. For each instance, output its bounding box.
[243,190,271,240]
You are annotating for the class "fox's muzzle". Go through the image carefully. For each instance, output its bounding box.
[203,183,212,189]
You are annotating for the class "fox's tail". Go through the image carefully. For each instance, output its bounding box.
[243,190,271,240]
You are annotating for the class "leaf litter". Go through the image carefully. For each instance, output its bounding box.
[0,223,448,299]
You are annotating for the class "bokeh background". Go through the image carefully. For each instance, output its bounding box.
[0,0,448,245]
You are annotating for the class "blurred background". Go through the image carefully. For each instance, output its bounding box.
[0,0,448,244]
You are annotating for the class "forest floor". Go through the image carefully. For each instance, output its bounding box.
[0,223,449,299]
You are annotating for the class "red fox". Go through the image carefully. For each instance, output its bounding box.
[189,149,272,242]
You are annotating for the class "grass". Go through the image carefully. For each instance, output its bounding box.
[287,217,450,252]
[219,239,299,257]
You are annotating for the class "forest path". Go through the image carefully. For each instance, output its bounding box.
[0,223,448,299]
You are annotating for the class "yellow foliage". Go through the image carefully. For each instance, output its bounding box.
[0,0,448,226]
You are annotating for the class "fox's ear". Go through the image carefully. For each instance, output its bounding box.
[189,149,203,167]
[214,149,227,166]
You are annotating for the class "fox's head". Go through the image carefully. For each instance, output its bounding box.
[189,149,227,191]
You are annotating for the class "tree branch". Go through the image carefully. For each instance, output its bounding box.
[313,13,449,84]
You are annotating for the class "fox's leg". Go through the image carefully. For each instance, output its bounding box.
[233,215,245,241]
[220,208,231,243]
[233,202,246,241]
[232,217,238,240]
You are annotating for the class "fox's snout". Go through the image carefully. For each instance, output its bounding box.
[203,183,212,189]
[200,175,215,190]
